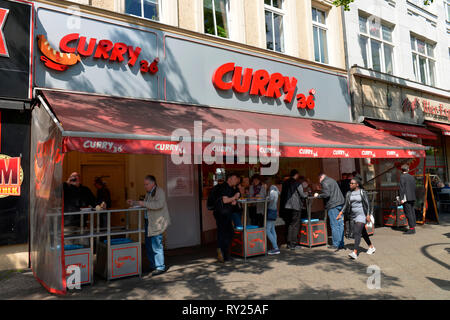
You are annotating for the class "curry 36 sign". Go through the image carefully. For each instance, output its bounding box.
[0,154,23,197]
[37,32,159,75]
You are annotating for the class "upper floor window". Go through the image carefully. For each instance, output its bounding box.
[358,15,394,74]
[264,0,284,52]
[411,35,436,86]
[125,0,160,21]
[312,7,328,64]
[446,1,450,21]
[204,0,229,38]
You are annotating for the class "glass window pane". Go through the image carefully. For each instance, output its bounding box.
[447,3,450,21]
[313,26,320,62]
[317,9,325,24]
[265,10,274,50]
[426,43,434,57]
[359,16,367,33]
[429,60,435,86]
[312,8,317,23]
[320,28,328,64]
[412,54,418,80]
[273,0,282,9]
[125,0,142,17]
[382,25,392,42]
[410,36,416,51]
[369,19,380,38]
[417,39,426,54]
[143,0,158,21]
[359,36,368,68]
[204,0,215,36]
[384,44,393,74]
[419,56,427,84]
[274,13,284,52]
[214,0,228,38]
[371,40,381,71]
[264,0,272,6]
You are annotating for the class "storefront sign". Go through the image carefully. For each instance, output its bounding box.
[403,96,450,123]
[0,154,23,197]
[34,3,351,122]
[37,33,159,75]
[0,0,33,99]
[212,62,316,109]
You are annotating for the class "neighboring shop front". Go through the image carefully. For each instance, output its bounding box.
[0,0,33,267]
[349,66,450,219]
[30,1,426,293]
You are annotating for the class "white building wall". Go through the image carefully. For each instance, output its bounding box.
[344,0,450,91]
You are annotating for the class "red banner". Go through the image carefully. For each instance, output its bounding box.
[63,136,425,159]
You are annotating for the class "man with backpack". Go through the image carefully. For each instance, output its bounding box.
[207,173,241,263]
[280,169,308,250]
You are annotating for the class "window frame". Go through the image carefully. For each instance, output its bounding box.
[358,14,395,74]
[264,0,285,53]
[312,7,329,64]
[124,0,161,22]
[410,35,437,86]
[203,0,230,39]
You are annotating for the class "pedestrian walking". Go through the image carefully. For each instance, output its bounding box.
[127,175,171,276]
[399,164,417,235]
[280,169,308,250]
[337,177,376,260]
[314,173,345,251]
[267,177,281,255]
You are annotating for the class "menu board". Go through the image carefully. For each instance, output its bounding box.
[166,159,194,197]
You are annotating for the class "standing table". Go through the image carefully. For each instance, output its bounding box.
[231,197,269,261]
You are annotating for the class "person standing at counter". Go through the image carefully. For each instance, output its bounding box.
[337,177,376,260]
[127,175,171,276]
[249,174,267,227]
[63,172,96,227]
[280,169,307,250]
[267,178,281,255]
[314,173,345,251]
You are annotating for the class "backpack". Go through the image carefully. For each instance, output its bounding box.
[207,184,222,211]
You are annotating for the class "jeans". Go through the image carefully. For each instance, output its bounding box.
[328,205,344,249]
[266,220,278,250]
[232,212,243,228]
[144,219,165,271]
[353,222,372,252]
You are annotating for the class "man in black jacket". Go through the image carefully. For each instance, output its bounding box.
[399,164,417,235]
[315,173,345,250]
[63,172,96,227]
[280,169,308,250]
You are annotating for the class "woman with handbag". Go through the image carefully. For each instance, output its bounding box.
[337,177,376,260]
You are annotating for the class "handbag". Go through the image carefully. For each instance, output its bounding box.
[366,214,375,228]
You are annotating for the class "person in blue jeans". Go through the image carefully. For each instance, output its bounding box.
[314,173,345,251]
[267,178,281,255]
[127,175,171,276]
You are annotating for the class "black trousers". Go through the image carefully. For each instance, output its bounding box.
[353,222,372,251]
[283,209,302,246]
[403,200,416,228]
[214,212,234,259]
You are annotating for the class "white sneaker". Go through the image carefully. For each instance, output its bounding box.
[367,247,376,255]
[348,252,358,260]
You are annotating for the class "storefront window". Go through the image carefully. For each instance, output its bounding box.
[204,0,229,38]
[125,0,159,21]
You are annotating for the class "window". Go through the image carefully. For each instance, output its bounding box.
[264,0,284,53]
[358,14,394,74]
[446,1,450,21]
[312,7,328,64]
[204,0,229,38]
[411,35,436,86]
[125,0,160,21]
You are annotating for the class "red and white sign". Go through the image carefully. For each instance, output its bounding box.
[0,8,9,57]
[0,154,23,197]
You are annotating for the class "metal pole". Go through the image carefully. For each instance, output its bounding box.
[243,202,248,262]
[107,210,111,281]
[264,198,267,256]
[90,212,94,285]
[138,209,142,278]
[308,198,313,248]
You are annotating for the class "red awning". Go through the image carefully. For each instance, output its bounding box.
[38,90,426,158]
[365,119,437,140]
[425,121,450,136]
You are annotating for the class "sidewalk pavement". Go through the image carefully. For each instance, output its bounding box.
[1,215,449,300]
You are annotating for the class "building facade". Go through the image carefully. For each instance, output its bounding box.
[343,0,450,191]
